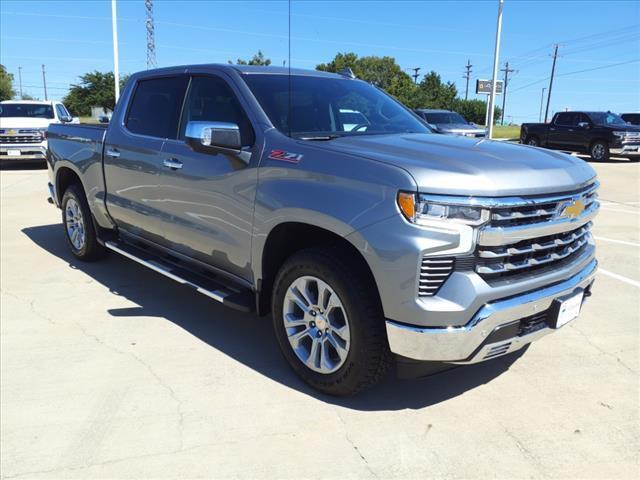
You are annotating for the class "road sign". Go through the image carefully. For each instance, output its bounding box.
[476,79,504,95]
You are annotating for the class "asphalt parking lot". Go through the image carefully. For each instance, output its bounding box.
[1,159,638,479]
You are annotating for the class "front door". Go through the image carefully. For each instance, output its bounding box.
[548,112,578,151]
[155,74,259,282]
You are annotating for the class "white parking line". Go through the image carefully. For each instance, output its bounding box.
[598,268,640,288]
[599,206,640,215]
[594,236,640,247]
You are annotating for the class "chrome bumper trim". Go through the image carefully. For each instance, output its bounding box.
[611,145,640,156]
[386,259,597,362]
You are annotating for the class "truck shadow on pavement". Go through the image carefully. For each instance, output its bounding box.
[23,223,524,411]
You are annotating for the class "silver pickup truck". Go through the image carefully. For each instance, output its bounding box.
[47,65,599,396]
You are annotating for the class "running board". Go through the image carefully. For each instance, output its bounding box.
[104,240,254,313]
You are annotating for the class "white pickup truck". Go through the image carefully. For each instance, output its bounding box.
[0,100,77,163]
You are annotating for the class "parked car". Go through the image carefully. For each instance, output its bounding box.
[0,100,76,163]
[621,112,640,126]
[414,109,486,137]
[521,111,640,161]
[47,65,599,396]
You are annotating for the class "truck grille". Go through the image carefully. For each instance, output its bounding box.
[476,222,592,276]
[419,257,455,296]
[0,129,43,144]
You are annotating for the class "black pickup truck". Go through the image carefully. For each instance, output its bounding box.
[521,111,640,161]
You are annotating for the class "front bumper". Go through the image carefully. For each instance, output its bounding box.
[386,259,597,363]
[610,143,640,157]
[0,143,47,161]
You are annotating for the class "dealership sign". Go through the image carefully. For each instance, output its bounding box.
[476,79,504,95]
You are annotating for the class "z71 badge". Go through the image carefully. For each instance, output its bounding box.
[268,149,303,164]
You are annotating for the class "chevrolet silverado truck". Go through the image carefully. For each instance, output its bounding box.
[0,100,76,163]
[47,65,599,396]
[521,111,640,161]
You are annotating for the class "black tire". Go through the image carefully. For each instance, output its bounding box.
[525,135,540,147]
[61,183,106,261]
[271,248,392,396]
[590,140,609,162]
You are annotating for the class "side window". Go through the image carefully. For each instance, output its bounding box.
[179,76,255,146]
[554,113,573,126]
[126,76,188,139]
[578,113,591,125]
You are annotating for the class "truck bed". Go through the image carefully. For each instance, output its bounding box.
[47,123,107,168]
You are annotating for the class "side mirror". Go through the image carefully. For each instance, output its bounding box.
[60,115,73,123]
[186,121,242,151]
[577,122,590,129]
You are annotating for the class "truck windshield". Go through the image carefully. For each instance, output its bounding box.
[0,103,55,119]
[242,74,429,138]
[423,112,468,124]
[588,112,627,126]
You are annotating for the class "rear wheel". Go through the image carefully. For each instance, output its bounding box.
[272,248,391,396]
[590,140,609,161]
[61,184,106,261]
[525,136,540,147]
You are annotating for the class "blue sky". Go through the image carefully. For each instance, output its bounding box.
[1,0,638,122]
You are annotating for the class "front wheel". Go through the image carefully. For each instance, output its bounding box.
[590,140,609,161]
[272,248,391,396]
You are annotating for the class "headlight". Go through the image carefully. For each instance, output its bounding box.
[38,128,47,140]
[397,192,489,226]
[613,131,627,140]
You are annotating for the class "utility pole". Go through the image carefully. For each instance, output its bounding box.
[145,0,156,69]
[463,59,472,100]
[544,44,559,123]
[111,0,120,103]
[487,0,504,139]
[411,67,421,84]
[41,64,48,100]
[500,61,515,125]
[539,87,546,122]
[18,66,23,99]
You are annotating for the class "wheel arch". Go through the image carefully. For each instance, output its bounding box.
[256,221,382,316]
[55,165,85,204]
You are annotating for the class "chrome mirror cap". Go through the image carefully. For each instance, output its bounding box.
[185,121,242,150]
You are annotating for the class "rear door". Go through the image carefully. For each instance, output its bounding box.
[154,73,260,281]
[103,74,189,244]
[548,112,578,150]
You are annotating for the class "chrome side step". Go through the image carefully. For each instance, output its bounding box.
[104,240,254,312]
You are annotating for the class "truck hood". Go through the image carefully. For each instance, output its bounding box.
[321,133,596,196]
[0,117,55,129]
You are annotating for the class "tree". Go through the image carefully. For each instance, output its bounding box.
[316,53,416,106]
[451,98,502,125]
[415,71,458,110]
[62,71,128,116]
[21,93,37,100]
[229,50,271,66]
[0,65,15,101]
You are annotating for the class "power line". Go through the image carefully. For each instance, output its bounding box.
[500,61,515,125]
[41,64,48,101]
[544,44,559,123]
[463,59,472,100]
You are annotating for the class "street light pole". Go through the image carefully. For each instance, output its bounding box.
[18,66,23,99]
[111,0,120,103]
[539,87,546,122]
[487,0,504,139]
[41,64,48,101]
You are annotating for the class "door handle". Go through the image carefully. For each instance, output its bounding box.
[163,158,183,170]
[106,148,120,158]
[549,128,556,131]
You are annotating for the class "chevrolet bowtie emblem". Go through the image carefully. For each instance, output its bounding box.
[560,199,585,219]
[8,129,17,135]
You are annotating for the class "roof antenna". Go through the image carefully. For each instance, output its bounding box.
[288,0,292,138]
[338,67,356,79]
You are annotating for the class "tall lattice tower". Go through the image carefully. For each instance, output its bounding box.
[145,0,156,69]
